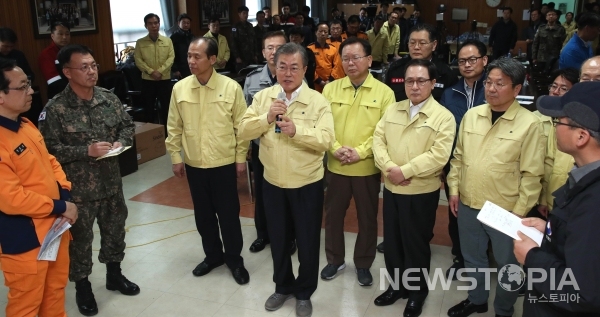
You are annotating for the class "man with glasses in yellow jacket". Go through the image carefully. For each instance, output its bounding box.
[373,59,455,316]
[447,58,545,317]
[320,38,394,286]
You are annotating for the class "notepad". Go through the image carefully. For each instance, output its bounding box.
[38,218,71,261]
[96,146,132,160]
[477,201,544,246]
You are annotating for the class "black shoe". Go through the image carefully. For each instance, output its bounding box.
[403,300,423,317]
[290,240,297,255]
[377,241,384,253]
[447,299,488,317]
[231,266,250,285]
[249,238,270,252]
[75,277,98,316]
[106,262,141,296]
[192,260,225,277]
[445,257,465,281]
[374,288,407,306]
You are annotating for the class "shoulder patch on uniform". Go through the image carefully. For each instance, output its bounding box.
[232,27,237,32]
[246,67,264,77]
[38,110,46,121]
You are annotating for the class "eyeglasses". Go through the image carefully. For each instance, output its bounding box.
[483,80,512,90]
[64,63,100,73]
[408,40,433,47]
[548,84,570,94]
[552,117,584,129]
[457,56,483,66]
[341,55,369,63]
[276,66,301,74]
[6,80,32,93]
[405,78,431,87]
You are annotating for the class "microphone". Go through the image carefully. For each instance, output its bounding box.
[275,92,286,133]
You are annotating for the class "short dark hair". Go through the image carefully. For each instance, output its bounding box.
[409,23,437,42]
[331,7,340,13]
[317,22,329,30]
[144,13,160,24]
[0,58,17,94]
[191,37,219,58]
[406,58,438,80]
[503,7,513,14]
[57,44,94,79]
[487,57,526,86]
[295,12,305,18]
[552,68,579,85]
[51,21,70,33]
[577,12,600,30]
[257,11,266,17]
[530,9,540,15]
[238,6,249,13]
[274,43,308,68]
[263,30,287,48]
[459,39,487,57]
[0,27,17,44]
[548,2,556,9]
[374,15,384,22]
[381,2,389,8]
[288,27,305,38]
[339,37,371,57]
[566,12,574,17]
[178,13,191,22]
[546,8,559,16]
[347,15,360,24]
[360,7,367,12]
[330,19,343,28]
[209,15,220,24]
[302,6,311,13]
[262,6,271,10]
[393,7,402,13]
[282,2,291,9]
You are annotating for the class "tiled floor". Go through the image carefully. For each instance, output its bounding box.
[0,155,523,317]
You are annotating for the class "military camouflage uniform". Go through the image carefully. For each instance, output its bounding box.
[38,85,135,282]
[532,24,567,63]
[231,21,257,70]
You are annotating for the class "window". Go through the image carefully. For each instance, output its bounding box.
[110,0,164,55]
[247,0,261,24]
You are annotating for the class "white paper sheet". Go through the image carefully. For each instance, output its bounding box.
[477,201,544,246]
[37,218,71,261]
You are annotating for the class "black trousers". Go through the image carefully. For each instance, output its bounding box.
[185,163,244,269]
[383,188,439,303]
[443,164,462,260]
[141,79,173,124]
[251,141,268,240]
[263,179,323,300]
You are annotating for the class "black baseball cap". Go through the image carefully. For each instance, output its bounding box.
[536,82,600,132]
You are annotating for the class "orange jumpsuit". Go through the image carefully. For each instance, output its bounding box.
[0,116,72,317]
[307,41,345,92]
[340,31,369,41]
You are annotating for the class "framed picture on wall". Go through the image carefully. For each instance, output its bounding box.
[201,0,231,27]
[30,0,98,38]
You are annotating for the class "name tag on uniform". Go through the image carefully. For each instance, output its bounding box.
[390,77,404,83]
[434,83,445,88]
[14,143,27,155]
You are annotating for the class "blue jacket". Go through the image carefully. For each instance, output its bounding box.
[440,72,487,129]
